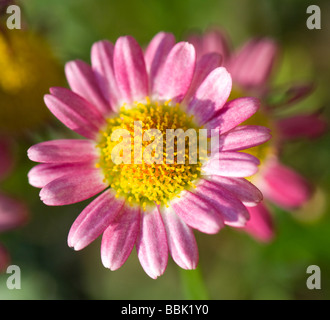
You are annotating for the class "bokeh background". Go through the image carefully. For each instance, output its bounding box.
[0,0,330,299]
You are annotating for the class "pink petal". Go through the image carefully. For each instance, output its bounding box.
[39,168,107,206]
[202,151,260,177]
[65,60,111,115]
[136,208,168,279]
[261,162,312,209]
[228,38,278,88]
[91,40,121,110]
[101,204,140,270]
[195,179,250,227]
[284,84,314,105]
[0,193,28,232]
[243,202,275,243]
[0,137,13,181]
[28,162,96,188]
[68,189,125,250]
[113,36,148,104]
[267,83,314,107]
[153,42,196,103]
[200,28,231,65]
[45,87,105,139]
[171,191,224,234]
[187,67,232,124]
[161,205,198,270]
[144,32,176,94]
[217,125,272,152]
[28,140,98,164]
[183,52,222,104]
[277,114,327,140]
[205,97,260,135]
[185,33,203,59]
[208,176,263,207]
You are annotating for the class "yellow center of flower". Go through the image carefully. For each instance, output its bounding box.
[96,99,203,209]
[0,28,64,134]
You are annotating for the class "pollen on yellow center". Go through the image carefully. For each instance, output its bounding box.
[95,99,203,209]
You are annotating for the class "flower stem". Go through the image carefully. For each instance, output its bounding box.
[179,266,209,300]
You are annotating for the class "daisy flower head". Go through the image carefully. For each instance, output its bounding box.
[27,32,272,278]
[187,28,327,242]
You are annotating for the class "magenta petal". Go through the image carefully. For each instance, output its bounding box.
[0,137,13,181]
[101,204,140,270]
[229,38,278,88]
[171,191,224,234]
[154,42,196,103]
[28,140,98,164]
[114,36,148,104]
[68,189,125,250]
[65,60,111,115]
[161,206,198,270]
[188,67,232,124]
[28,162,96,188]
[136,208,168,279]
[39,168,107,206]
[91,40,121,109]
[0,193,28,232]
[217,125,272,152]
[183,52,222,104]
[277,114,327,140]
[206,97,260,135]
[261,162,312,209]
[195,179,250,227]
[202,151,260,177]
[243,202,275,243]
[208,176,263,207]
[201,28,231,64]
[186,34,203,59]
[45,87,105,139]
[144,32,176,94]
[277,84,314,106]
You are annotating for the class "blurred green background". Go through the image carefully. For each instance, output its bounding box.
[0,0,330,299]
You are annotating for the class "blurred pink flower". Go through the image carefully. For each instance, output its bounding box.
[28,32,271,278]
[188,28,327,242]
[0,137,28,272]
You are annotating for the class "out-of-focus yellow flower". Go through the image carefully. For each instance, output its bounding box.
[0,26,64,134]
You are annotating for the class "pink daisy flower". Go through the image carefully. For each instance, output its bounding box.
[0,137,28,272]
[27,32,271,278]
[188,28,327,242]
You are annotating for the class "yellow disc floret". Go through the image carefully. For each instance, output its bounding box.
[96,99,203,209]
